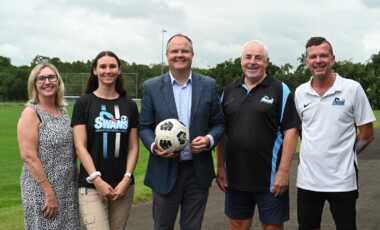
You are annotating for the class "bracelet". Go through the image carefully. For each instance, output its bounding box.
[124,172,132,179]
[86,171,101,184]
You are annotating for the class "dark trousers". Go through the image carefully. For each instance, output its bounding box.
[297,188,358,230]
[152,161,209,230]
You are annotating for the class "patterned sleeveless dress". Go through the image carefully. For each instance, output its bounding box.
[20,105,80,229]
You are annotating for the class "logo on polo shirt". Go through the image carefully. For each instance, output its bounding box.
[303,103,311,108]
[332,97,345,106]
[260,95,274,104]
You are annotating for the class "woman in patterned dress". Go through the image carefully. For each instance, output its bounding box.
[17,63,80,229]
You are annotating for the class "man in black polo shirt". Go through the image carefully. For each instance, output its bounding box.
[216,40,299,230]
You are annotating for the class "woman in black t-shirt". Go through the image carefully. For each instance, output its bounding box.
[72,51,139,230]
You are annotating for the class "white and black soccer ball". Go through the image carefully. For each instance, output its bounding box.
[154,118,189,152]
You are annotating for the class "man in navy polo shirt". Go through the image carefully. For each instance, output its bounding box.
[216,40,299,230]
[295,36,376,230]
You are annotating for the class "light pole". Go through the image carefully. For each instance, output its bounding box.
[161,29,167,75]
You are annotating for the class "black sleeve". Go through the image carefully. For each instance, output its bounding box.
[129,100,139,129]
[71,96,88,127]
[281,93,300,131]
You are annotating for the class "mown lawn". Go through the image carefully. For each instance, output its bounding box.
[374,110,380,128]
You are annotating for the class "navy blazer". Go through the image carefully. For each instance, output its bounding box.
[139,73,224,194]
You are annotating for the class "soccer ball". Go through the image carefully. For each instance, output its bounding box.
[155,118,190,152]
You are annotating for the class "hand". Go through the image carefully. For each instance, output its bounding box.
[112,177,131,200]
[41,186,59,219]
[191,136,210,154]
[93,177,115,200]
[271,170,289,197]
[216,166,228,192]
[153,144,179,158]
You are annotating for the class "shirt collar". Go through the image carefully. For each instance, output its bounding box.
[306,73,342,95]
[329,73,343,92]
[169,71,192,86]
[235,74,273,90]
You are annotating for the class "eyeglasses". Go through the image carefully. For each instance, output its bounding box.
[36,75,58,84]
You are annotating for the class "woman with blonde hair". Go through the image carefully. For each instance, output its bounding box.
[18,62,80,229]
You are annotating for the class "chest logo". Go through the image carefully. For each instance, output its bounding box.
[303,102,311,108]
[332,97,345,106]
[94,106,129,132]
[260,96,274,104]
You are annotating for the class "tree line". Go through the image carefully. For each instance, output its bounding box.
[1,52,380,108]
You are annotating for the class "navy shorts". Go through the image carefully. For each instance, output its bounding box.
[225,189,289,224]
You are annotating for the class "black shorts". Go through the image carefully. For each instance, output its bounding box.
[297,188,358,230]
[225,189,289,224]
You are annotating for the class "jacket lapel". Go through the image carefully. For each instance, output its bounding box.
[161,74,179,118]
[190,74,202,124]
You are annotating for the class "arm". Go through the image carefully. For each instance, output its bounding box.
[191,80,224,153]
[216,136,227,192]
[17,107,58,218]
[139,81,178,158]
[113,128,139,199]
[206,80,225,145]
[272,128,299,196]
[139,81,156,151]
[73,125,114,199]
[352,84,376,155]
[355,123,374,155]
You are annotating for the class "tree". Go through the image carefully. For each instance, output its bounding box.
[368,51,380,76]
[31,55,50,66]
[207,58,242,90]
[0,56,11,67]
[1,52,380,107]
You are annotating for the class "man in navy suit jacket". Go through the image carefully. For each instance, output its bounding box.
[139,34,224,230]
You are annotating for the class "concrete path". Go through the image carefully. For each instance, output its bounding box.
[128,130,380,229]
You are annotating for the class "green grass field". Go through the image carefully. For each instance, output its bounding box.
[0,103,152,230]
[0,103,379,229]
[375,110,380,128]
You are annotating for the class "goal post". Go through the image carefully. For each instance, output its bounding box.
[61,72,139,103]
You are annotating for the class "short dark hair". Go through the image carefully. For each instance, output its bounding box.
[305,36,334,55]
[85,51,126,96]
[166,33,194,54]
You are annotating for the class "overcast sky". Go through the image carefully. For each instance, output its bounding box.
[1,0,379,68]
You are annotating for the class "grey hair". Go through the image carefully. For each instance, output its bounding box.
[241,40,269,59]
